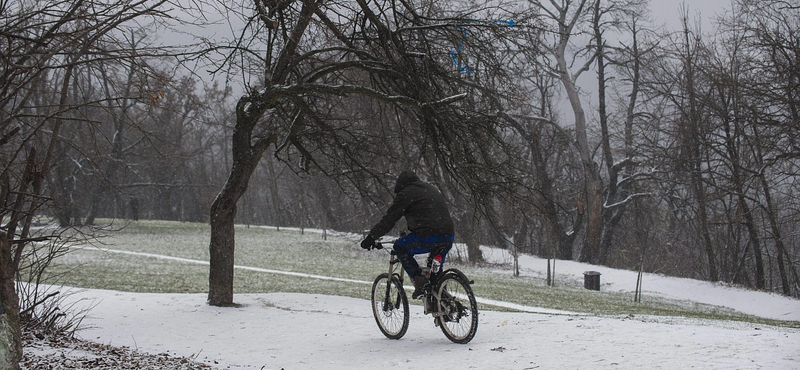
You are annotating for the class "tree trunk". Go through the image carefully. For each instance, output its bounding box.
[0,232,22,370]
[265,157,284,228]
[680,20,719,282]
[594,5,643,265]
[207,0,316,305]
[736,195,765,289]
[464,215,484,264]
[208,187,238,306]
[533,137,579,261]
[503,114,579,261]
[690,153,719,282]
[726,140,765,289]
[466,240,484,265]
[757,166,794,296]
[580,166,604,263]
[553,9,602,264]
[207,97,276,306]
[559,63,602,263]
[208,146,271,306]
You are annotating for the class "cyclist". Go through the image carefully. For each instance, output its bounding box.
[361,170,455,299]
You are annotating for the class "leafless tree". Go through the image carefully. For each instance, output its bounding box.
[1,1,184,367]
[203,0,529,306]
[590,0,655,264]
[520,0,602,262]
[628,0,799,295]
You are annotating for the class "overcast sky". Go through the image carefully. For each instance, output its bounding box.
[651,0,733,31]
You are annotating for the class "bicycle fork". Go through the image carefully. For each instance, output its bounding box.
[383,252,405,311]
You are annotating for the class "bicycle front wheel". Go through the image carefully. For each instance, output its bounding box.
[435,270,479,344]
[371,273,409,339]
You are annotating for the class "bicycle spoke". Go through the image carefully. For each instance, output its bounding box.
[371,273,409,339]
[436,271,478,344]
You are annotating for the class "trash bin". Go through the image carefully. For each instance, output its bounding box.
[584,271,601,291]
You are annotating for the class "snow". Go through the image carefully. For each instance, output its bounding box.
[65,290,800,370]
[58,246,800,370]
[478,247,800,322]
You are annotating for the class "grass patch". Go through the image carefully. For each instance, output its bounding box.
[41,219,798,328]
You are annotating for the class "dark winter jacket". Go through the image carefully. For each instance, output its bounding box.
[369,171,455,238]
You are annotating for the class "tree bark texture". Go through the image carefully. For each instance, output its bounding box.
[557,56,602,264]
[208,95,276,306]
[207,135,272,306]
[0,232,22,370]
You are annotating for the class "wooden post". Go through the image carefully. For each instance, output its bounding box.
[546,258,556,287]
[546,258,551,286]
[634,264,643,303]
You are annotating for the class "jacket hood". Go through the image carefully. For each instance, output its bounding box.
[393,170,420,193]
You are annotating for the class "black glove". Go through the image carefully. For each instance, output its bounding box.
[361,234,376,250]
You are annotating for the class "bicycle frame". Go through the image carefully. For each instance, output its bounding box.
[379,239,444,317]
[421,258,443,316]
[371,238,478,343]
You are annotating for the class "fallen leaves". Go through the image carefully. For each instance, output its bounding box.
[21,330,212,370]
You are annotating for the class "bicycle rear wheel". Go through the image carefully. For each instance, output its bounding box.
[371,273,409,339]
[435,270,478,344]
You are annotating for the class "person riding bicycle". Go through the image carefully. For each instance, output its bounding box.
[361,170,455,299]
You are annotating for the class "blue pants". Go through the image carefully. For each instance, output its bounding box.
[393,233,454,278]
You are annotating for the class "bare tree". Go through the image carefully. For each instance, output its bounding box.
[590,0,654,264]
[518,0,606,262]
[626,0,799,294]
[642,12,722,282]
[204,0,526,306]
[1,1,181,367]
[725,0,799,294]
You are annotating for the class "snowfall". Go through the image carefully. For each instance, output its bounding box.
[35,245,800,370]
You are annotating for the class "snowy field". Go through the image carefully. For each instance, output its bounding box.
[61,290,799,370]
[478,247,800,322]
[41,244,799,370]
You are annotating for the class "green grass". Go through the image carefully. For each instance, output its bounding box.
[40,219,798,328]
[47,220,379,296]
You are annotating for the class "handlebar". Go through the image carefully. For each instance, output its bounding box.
[362,234,403,251]
[372,237,399,251]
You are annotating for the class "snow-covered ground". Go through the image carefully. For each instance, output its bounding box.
[46,245,799,370]
[477,247,800,322]
[64,290,799,370]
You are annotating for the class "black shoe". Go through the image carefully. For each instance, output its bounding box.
[412,275,429,299]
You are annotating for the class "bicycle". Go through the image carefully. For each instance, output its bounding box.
[369,238,479,344]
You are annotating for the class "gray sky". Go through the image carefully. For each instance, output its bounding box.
[650,0,733,32]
